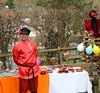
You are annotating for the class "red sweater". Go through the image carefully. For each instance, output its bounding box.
[12,40,40,79]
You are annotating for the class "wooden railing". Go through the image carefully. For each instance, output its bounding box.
[0,47,78,65]
[0,47,77,57]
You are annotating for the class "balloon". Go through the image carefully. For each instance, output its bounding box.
[77,43,84,52]
[36,59,41,66]
[93,44,100,55]
[86,44,93,55]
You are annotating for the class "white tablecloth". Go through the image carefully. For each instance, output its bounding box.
[49,68,92,93]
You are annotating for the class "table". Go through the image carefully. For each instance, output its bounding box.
[38,68,93,93]
[0,76,30,93]
[0,68,92,93]
[0,76,19,93]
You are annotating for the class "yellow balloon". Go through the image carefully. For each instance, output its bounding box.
[93,44,100,55]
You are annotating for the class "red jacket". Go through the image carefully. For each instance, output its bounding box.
[12,40,40,79]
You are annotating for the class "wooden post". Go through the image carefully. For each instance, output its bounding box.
[92,62,99,93]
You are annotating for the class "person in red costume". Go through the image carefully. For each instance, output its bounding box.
[89,10,99,34]
[12,27,41,93]
[85,10,100,36]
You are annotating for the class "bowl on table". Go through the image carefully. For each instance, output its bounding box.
[58,64,63,69]
[68,67,74,72]
[64,69,69,73]
[40,69,47,75]
[40,66,48,75]
[47,68,53,73]
[75,67,83,72]
[57,68,64,73]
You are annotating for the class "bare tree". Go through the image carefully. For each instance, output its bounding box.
[0,8,23,69]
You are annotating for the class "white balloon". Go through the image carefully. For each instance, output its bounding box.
[77,43,84,52]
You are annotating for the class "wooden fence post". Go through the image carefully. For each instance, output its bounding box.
[92,62,99,93]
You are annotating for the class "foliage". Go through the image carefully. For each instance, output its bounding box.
[36,0,46,7]
[6,0,15,9]
[0,9,22,53]
[0,0,6,8]
[36,0,93,48]
[0,9,23,68]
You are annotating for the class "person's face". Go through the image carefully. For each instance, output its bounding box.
[19,34,29,41]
